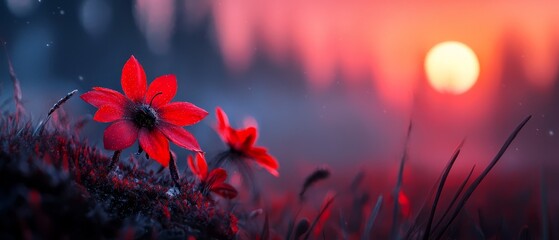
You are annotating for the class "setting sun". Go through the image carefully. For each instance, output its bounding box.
[425,41,480,95]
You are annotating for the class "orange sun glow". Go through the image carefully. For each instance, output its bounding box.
[425,41,480,95]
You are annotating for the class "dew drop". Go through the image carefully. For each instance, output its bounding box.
[166,187,180,197]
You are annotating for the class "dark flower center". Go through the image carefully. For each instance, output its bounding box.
[132,104,158,129]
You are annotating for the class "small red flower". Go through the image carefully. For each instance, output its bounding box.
[188,152,238,199]
[215,107,279,177]
[81,56,208,166]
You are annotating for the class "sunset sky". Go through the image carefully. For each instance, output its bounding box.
[140,0,559,172]
[1,0,558,178]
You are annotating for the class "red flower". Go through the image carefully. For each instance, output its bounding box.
[81,56,207,167]
[188,152,238,199]
[215,107,279,177]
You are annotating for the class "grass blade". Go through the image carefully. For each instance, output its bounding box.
[34,89,78,136]
[422,141,464,239]
[294,218,310,239]
[435,115,531,239]
[362,195,384,240]
[285,206,303,240]
[350,171,365,192]
[303,194,335,240]
[299,167,330,201]
[261,212,270,240]
[2,42,24,121]
[390,121,412,240]
[339,210,348,240]
[433,165,475,231]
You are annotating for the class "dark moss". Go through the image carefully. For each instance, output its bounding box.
[0,114,237,239]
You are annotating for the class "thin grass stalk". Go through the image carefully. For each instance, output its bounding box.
[435,115,531,239]
[422,141,464,239]
[34,89,78,136]
[390,121,412,240]
[432,165,475,231]
[362,195,384,240]
[303,195,335,240]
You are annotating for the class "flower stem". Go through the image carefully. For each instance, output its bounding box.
[109,150,121,171]
[169,152,180,188]
[211,151,230,169]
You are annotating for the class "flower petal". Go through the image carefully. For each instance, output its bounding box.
[80,87,128,108]
[207,168,227,186]
[139,129,170,167]
[215,107,230,138]
[158,102,208,126]
[210,182,238,199]
[103,120,138,151]
[248,146,268,155]
[93,105,125,123]
[187,156,200,180]
[248,147,279,177]
[238,127,257,150]
[188,152,208,181]
[225,128,241,148]
[158,123,202,152]
[145,75,177,107]
[121,56,147,102]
